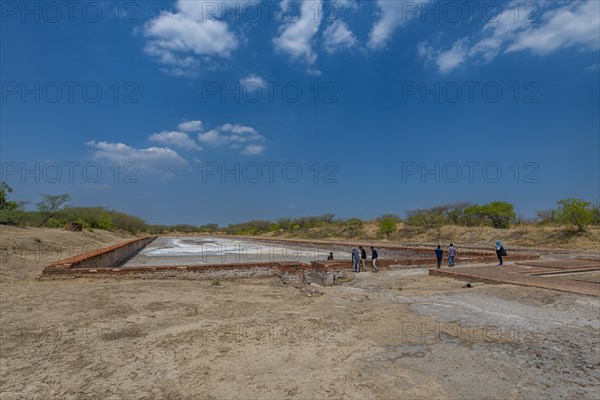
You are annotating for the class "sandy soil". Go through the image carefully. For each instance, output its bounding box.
[1,228,599,399]
[0,226,133,282]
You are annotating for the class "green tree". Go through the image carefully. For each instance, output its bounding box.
[536,209,558,225]
[591,200,600,226]
[346,218,363,230]
[0,182,20,211]
[405,209,446,229]
[378,217,397,238]
[376,214,402,223]
[36,194,71,226]
[475,201,516,229]
[556,198,594,231]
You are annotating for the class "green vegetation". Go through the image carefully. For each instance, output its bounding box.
[0,183,597,236]
[555,198,595,231]
[0,182,21,211]
[377,215,399,238]
[405,201,517,229]
[37,194,71,226]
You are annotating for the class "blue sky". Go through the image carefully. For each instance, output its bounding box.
[1,0,599,225]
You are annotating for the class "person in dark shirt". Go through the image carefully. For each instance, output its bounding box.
[327,252,334,260]
[435,245,443,268]
[370,246,379,272]
[359,246,367,271]
[495,240,506,266]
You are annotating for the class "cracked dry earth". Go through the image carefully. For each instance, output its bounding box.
[1,269,599,399]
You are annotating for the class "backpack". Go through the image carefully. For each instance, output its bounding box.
[501,247,507,256]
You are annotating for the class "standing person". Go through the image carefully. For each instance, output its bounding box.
[352,248,360,272]
[448,243,456,267]
[495,240,506,266]
[370,246,379,272]
[435,245,443,268]
[359,246,367,272]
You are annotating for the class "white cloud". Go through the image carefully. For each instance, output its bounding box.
[436,38,469,73]
[178,120,203,132]
[506,1,599,55]
[333,0,357,10]
[273,0,323,65]
[240,74,267,90]
[421,1,600,73]
[148,131,203,151]
[143,0,239,76]
[368,0,430,49]
[241,144,266,155]
[175,0,256,20]
[87,141,187,175]
[197,129,229,146]
[587,63,600,72]
[306,68,322,76]
[197,123,266,154]
[323,20,357,53]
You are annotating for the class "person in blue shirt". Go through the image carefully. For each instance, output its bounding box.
[495,240,506,266]
[351,248,359,272]
[448,244,456,267]
[435,245,443,268]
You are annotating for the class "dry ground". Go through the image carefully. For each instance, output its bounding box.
[1,227,599,399]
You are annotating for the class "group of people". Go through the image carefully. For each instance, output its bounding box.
[435,241,507,268]
[343,246,379,273]
[327,241,508,272]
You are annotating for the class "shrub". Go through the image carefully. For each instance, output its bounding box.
[556,198,594,231]
[378,217,397,238]
[477,201,516,229]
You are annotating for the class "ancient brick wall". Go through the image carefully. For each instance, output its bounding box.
[40,237,538,286]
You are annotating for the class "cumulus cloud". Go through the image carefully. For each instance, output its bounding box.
[148,131,203,151]
[419,1,600,73]
[333,0,357,10]
[368,0,430,49]
[143,0,239,77]
[323,20,357,53]
[87,141,188,176]
[178,120,203,132]
[437,39,469,73]
[240,74,267,90]
[241,144,266,155]
[273,0,323,65]
[505,1,599,55]
[198,123,266,155]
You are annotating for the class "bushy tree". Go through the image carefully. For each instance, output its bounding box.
[591,200,600,226]
[378,217,397,238]
[477,201,516,229]
[405,209,446,229]
[36,194,71,226]
[0,182,20,211]
[376,214,402,223]
[556,198,594,231]
[536,209,558,225]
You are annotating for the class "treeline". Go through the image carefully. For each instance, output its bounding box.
[1,182,598,235]
[221,215,367,238]
[404,199,600,231]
